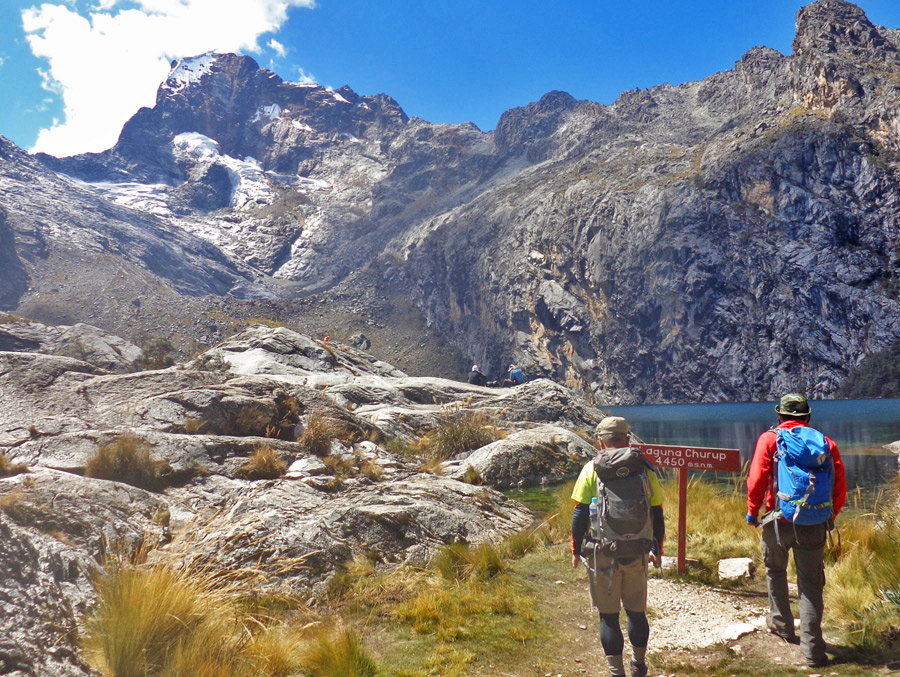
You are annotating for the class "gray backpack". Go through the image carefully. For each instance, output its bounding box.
[588,447,654,558]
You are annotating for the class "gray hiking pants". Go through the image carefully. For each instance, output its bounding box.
[761,521,827,664]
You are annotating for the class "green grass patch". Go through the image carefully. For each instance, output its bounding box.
[654,468,758,584]
[504,485,563,515]
[324,531,559,676]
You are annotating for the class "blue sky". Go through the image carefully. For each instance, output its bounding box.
[2,0,900,157]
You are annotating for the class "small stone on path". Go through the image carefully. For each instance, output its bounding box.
[718,557,755,581]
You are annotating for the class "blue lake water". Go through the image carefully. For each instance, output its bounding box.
[607,399,900,490]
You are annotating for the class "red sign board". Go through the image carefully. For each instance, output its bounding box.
[636,444,741,472]
[633,443,742,575]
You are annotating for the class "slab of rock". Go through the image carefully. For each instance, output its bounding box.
[0,314,142,372]
[443,424,598,488]
[9,428,305,479]
[162,472,533,597]
[197,325,406,387]
[332,377,603,440]
[349,333,371,350]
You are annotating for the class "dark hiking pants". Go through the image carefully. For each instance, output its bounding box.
[761,521,827,664]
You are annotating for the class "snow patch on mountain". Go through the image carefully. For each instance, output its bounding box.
[164,53,218,94]
[291,120,315,133]
[71,178,172,216]
[224,157,274,209]
[172,132,328,209]
[251,104,282,123]
[173,132,272,208]
[173,132,221,160]
[296,175,330,190]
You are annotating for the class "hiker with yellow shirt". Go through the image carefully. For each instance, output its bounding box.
[571,416,665,677]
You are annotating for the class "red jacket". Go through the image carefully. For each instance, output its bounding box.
[747,419,847,519]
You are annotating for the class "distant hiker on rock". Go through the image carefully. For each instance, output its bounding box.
[503,364,525,387]
[746,393,847,669]
[467,364,488,387]
[571,416,664,677]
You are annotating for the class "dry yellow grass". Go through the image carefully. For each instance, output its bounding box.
[85,435,171,491]
[296,627,380,677]
[84,512,320,676]
[826,486,900,648]
[237,444,287,480]
[0,454,28,477]
[301,413,342,457]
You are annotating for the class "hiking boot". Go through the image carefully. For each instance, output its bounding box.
[769,627,800,644]
[766,618,799,644]
[807,656,830,668]
[630,661,648,677]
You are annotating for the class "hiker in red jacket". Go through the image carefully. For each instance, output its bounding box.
[746,394,847,668]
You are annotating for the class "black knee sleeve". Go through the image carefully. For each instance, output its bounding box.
[626,609,649,648]
[600,612,624,655]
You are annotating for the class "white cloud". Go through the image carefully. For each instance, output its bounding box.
[0,56,5,68]
[23,0,316,157]
[268,38,287,58]
[295,66,317,85]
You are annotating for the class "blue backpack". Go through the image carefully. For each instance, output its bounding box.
[774,426,834,525]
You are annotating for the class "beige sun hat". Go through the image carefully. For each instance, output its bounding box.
[595,416,631,436]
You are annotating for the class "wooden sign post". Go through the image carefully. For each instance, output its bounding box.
[635,444,742,574]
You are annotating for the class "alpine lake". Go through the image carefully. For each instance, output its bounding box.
[506,398,900,511]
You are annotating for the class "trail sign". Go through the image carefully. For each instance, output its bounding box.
[636,444,741,473]
[635,443,742,574]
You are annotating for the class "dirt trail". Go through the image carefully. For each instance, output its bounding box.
[511,548,898,677]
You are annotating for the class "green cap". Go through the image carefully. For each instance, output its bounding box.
[775,393,811,416]
[596,416,631,436]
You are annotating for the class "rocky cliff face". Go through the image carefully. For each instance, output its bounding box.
[3,0,899,403]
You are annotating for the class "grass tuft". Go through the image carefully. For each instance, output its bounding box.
[0,454,28,478]
[84,512,316,677]
[296,628,380,677]
[183,416,205,434]
[548,480,576,541]
[84,559,303,676]
[463,465,483,485]
[237,444,287,480]
[301,413,342,457]
[359,457,384,481]
[85,435,171,491]
[432,541,505,582]
[422,406,503,465]
[134,337,176,371]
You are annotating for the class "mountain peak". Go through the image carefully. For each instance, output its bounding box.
[793,0,896,59]
[163,52,220,94]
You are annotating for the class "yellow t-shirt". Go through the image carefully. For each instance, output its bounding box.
[571,454,664,506]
